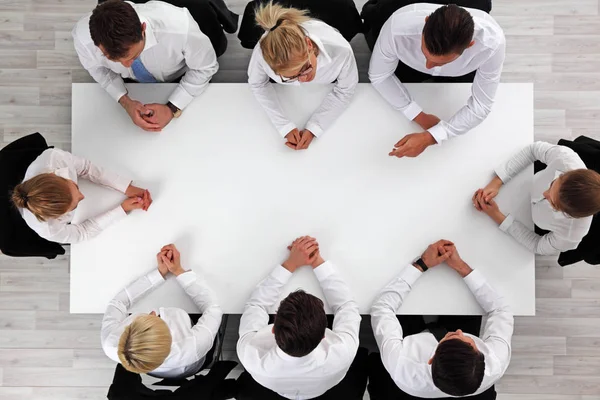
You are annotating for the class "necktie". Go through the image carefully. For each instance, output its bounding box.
[131,57,157,83]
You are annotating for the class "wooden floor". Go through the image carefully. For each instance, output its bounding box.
[1,0,600,399]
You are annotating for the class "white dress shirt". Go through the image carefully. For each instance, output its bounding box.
[237,261,361,400]
[369,3,505,143]
[101,269,223,379]
[495,141,592,255]
[371,265,513,398]
[20,148,131,244]
[248,20,358,138]
[72,0,218,110]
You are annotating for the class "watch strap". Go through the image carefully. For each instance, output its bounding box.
[167,102,181,117]
[415,257,428,272]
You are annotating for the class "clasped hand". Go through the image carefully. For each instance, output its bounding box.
[285,129,315,151]
[120,95,173,132]
[390,113,439,158]
[121,184,153,213]
[157,244,187,278]
[283,236,325,272]
[420,239,472,277]
[472,176,506,225]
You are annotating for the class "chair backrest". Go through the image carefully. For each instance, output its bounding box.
[237,0,363,50]
[0,133,65,258]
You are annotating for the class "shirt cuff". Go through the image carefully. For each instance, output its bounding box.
[113,176,132,194]
[107,80,128,103]
[313,260,334,282]
[279,122,298,138]
[272,265,293,283]
[168,85,195,110]
[494,164,511,184]
[147,269,166,286]
[463,269,485,292]
[428,122,448,144]
[176,270,198,288]
[499,214,515,232]
[304,121,323,138]
[403,101,423,121]
[400,264,423,287]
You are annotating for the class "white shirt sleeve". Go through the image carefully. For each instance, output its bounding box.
[463,269,514,373]
[72,27,128,103]
[237,265,293,359]
[371,265,425,385]
[428,39,506,143]
[64,150,131,193]
[313,261,361,360]
[495,141,584,184]
[176,271,223,360]
[248,47,297,137]
[305,51,358,137]
[368,18,424,121]
[499,215,575,255]
[101,269,166,354]
[41,207,127,244]
[167,10,219,110]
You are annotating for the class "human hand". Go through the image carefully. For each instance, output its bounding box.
[479,175,503,205]
[159,244,186,276]
[156,250,169,278]
[143,103,174,130]
[125,185,152,211]
[285,128,301,150]
[473,190,506,225]
[289,235,325,268]
[119,95,161,132]
[283,236,319,272]
[389,132,436,158]
[413,112,441,131]
[438,244,472,278]
[419,239,454,269]
[296,129,315,150]
[121,197,144,213]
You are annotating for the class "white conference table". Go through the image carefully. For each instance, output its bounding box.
[71,82,534,316]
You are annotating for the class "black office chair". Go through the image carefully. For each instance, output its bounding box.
[237,0,363,50]
[0,133,66,259]
[361,0,493,51]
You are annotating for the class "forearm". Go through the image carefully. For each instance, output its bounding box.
[45,206,126,244]
[500,216,562,255]
[305,83,356,137]
[168,64,218,110]
[250,82,296,136]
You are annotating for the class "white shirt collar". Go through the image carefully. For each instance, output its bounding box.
[139,15,158,52]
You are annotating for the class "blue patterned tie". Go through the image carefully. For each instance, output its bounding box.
[131,57,157,83]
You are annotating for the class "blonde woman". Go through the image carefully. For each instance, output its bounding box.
[12,148,151,244]
[473,141,600,255]
[248,1,358,150]
[101,244,223,378]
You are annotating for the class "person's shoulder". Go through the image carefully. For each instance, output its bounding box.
[304,20,353,52]
[387,5,428,37]
[138,0,193,35]
[72,12,93,42]
[471,10,505,50]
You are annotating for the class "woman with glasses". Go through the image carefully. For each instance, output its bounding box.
[249,1,358,150]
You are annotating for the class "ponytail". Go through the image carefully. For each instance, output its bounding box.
[11,173,73,222]
[255,1,311,74]
[558,169,600,218]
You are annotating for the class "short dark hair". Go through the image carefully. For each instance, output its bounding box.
[89,0,143,59]
[431,338,485,396]
[273,290,327,357]
[557,169,600,218]
[422,5,475,56]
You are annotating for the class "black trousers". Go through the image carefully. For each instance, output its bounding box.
[236,347,369,400]
[395,60,478,83]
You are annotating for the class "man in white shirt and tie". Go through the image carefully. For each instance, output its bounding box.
[236,236,366,400]
[369,3,505,159]
[73,0,219,132]
[369,240,513,399]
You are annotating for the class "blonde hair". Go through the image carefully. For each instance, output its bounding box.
[11,173,73,222]
[558,169,600,219]
[255,1,312,74]
[118,315,172,374]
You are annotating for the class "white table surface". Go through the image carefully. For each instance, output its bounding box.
[71,82,534,315]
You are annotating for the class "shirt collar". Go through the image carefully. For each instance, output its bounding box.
[275,346,315,362]
[139,15,158,52]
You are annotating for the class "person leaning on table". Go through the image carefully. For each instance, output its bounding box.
[369,3,505,159]
[473,141,600,256]
[72,0,219,132]
[101,244,223,379]
[248,1,359,151]
[11,147,151,244]
[369,240,513,399]
[236,236,364,399]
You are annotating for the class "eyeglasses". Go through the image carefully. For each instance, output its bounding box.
[280,50,314,83]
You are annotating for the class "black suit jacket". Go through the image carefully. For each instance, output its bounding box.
[237,0,363,49]
[0,133,65,259]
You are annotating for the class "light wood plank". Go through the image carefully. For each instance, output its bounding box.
[37,49,82,70]
[0,292,60,311]
[0,349,73,368]
[494,16,554,36]
[552,54,600,73]
[0,105,70,124]
[535,109,566,127]
[35,312,102,331]
[513,317,600,337]
[0,87,39,106]
[554,15,600,35]
[497,375,600,395]
[0,330,100,349]
[23,12,84,31]
[536,90,600,109]
[3,124,71,145]
[0,13,24,30]
[505,354,554,376]
[1,367,115,387]
[572,279,600,298]
[492,0,599,16]
[73,349,115,369]
[536,278,572,298]
[504,53,552,73]
[40,85,71,106]
[0,50,37,69]
[0,272,69,293]
[567,337,600,356]
[563,262,600,278]
[0,31,54,50]
[511,335,567,355]
[0,69,72,87]
[0,311,35,330]
[536,298,600,317]
[554,356,600,376]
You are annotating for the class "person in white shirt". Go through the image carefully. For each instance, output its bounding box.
[473,141,600,255]
[11,148,151,244]
[370,240,513,399]
[369,3,505,159]
[236,236,362,399]
[249,2,358,151]
[101,244,223,379]
[73,0,219,132]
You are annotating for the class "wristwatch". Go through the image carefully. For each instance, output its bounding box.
[414,257,428,272]
[167,102,182,118]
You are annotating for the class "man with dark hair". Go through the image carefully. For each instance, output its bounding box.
[73,0,219,132]
[369,3,505,159]
[369,240,513,399]
[237,236,362,399]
